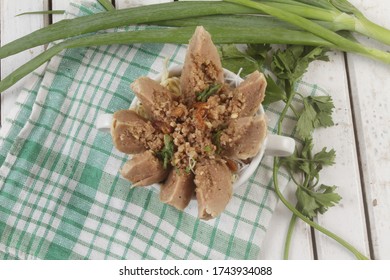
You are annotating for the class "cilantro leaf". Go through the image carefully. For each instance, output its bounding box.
[296,95,335,139]
[279,149,300,173]
[281,138,336,181]
[310,96,335,127]
[271,46,329,83]
[263,74,287,105]
[313,147,336,167]
[217,43,272,77]
[284,138,340,219]
[296,187,319,218]
[217,44,259,77]
[309,147,336,181]
[246,44,272,66]
[312,185,342,214]
[220,44,286,105]
[296,98,317,139]
[296,185,342,218]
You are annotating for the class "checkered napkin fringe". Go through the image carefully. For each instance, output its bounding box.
[0,0,326,260]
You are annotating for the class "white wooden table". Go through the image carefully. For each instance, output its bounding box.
[1,0,389,260]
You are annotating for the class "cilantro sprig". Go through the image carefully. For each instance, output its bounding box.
[296,96,335,139]
[219,43,368,260]
[281,138,341,218]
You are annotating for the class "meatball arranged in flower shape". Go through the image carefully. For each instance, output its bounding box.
[121,150,169,187]
[111,110,162,154]
[194,159,233,220]
[110,26,268,219]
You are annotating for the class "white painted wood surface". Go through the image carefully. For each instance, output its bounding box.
[1,0,389,260]
[51,0,72,23]
[0,0,48,123]
[346,0,390,260]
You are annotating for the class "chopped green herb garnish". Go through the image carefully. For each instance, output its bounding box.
[157,134,174,169]
[196,84,222,102]
[204,145,212,153]
[211,130,223,154]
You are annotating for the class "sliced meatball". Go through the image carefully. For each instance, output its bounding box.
[194,159,233,220]
[220,115,267,160]
[160,169,195,211]
[230,70,267,117]
[121,151,169,187]
[111,110,156,154]
[180,26,224,105]
[131,76,173,122]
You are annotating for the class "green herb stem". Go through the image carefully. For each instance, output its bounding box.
[273,84,368,259]
[263,1,358,32]
[267,59,368,259]
[224,0,390,63]
[284,213,298,260]
[266,0,390,46]
[303,145,312,189]
[277,81,295,133]
[355,15,390,46]
[273,161,369,260]
[263,1,342,23]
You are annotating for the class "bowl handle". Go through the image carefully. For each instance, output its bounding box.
[96,113,113,133]
[264,134,295,157]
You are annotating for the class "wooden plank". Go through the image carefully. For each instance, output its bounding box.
[263,51,369,260]
[346,0,390,260]
[306,52,370,259]
[0,0,48,125]
[260,182,314,259]
[51,0,72,23]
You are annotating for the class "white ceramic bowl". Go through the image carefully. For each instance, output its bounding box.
[96,65,295,189]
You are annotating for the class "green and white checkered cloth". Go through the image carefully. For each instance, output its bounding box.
[0,0,327,260]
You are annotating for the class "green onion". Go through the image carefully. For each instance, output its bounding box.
[157,14,354,34]
[0,26,335,93]
[0,2,257,59]
[224,0,390,63]
[257,0,390,46]
[16,10,65,17]
[97,0,115,11]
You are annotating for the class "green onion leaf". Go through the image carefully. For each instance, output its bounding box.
[16,10,65,17]
[98,0,115,11]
